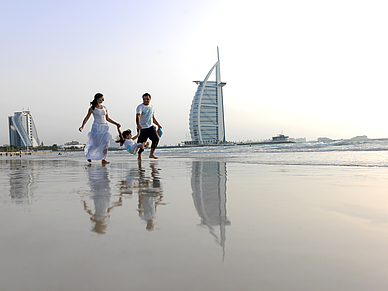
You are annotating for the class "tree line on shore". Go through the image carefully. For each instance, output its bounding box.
[0,144,84,152]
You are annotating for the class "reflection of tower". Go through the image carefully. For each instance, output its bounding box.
[8,110,40,147]
[191,161,230,259]
[189,47,226,144]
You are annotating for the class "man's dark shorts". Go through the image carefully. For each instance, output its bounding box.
[137,126,159,152]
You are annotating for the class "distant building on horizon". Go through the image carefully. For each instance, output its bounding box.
[350,135,368,141]
[109,133,120,148]
[187,48,226,145]
[8,110,40,148]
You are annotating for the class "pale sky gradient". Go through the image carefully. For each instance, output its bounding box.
[1,0,388,146]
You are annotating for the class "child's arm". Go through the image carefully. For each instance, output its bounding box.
[131,129,141,140]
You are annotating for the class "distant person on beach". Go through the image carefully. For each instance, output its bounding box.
[116,127,149,155]
[136,93,162,160]
[79,93,121,164]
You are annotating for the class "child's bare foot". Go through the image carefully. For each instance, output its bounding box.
[149,154,158,159]
[87,159,92,163]
[145,142,150,148]
[102,159,110,164]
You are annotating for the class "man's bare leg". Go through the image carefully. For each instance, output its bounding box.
[138,151,142,160]
[149,147,158,159]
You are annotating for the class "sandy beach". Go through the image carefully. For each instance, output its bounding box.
[1,151,388,291]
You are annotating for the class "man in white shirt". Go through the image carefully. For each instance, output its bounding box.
[136,93,162,160]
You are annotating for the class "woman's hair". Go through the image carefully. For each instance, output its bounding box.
[115,129,132,146]
[90,93,103,110]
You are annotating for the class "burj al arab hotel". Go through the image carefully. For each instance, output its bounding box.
[188,48,226,145]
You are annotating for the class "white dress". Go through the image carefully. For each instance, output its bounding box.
[84,106,110,160]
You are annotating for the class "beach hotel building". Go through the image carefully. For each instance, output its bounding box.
[8,110,40,148]
[188,48,226,145]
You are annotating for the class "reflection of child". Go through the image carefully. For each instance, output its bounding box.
[116,128,149,155]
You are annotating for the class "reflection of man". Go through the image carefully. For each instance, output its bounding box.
[138,194,157,230]
[136,93,162,160]
[137,161,164,231]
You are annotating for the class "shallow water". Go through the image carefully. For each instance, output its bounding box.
[1,154,388,291]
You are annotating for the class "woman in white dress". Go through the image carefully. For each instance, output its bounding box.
[79,93,121,164]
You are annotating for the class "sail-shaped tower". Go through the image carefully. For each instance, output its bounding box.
[189,48,226,144]
[8,110,40,148]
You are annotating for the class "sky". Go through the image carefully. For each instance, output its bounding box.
[1,0,388,146]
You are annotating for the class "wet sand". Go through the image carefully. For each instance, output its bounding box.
[1,155,388,291]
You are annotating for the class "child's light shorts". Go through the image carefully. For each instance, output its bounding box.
[126,144,141,155]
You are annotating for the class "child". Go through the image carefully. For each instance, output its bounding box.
[116,128,149,155]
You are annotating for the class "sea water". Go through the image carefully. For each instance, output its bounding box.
[154,138,388,167]
[8,138,388,167]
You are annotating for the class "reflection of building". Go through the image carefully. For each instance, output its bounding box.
[2,160,37,205]
[188,48,226,145]
[8,110,40,147]
[191,161,230,258]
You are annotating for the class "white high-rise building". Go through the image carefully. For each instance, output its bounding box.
[8,110,40,148]
[189,48,226,144]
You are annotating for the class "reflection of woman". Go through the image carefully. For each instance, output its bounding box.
[79,93,121,164]
[82,164,122,234]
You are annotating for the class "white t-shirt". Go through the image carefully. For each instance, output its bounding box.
[136,104,154,129]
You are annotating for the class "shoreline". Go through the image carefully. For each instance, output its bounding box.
[0,150,67,157]
[158,141,295,149]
